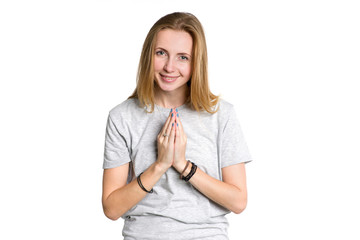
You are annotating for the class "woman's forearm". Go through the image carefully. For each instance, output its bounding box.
[102,162,167,220]
[174,162,247,214]
[189,167,247,214]
[172,116,247,213]
[103,111,177,220]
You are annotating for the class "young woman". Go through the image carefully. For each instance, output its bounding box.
[102,12,252,240]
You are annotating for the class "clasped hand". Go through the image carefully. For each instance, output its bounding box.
[156,109,187,172]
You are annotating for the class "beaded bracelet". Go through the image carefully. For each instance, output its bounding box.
[182,162,197,182]
[137,172,153,193]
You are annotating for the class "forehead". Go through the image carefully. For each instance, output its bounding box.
[155,29,193,54]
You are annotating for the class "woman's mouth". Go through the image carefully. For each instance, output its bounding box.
[160,74,179,83]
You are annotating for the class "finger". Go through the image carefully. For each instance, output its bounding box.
[165,110,176,137]
[175,120,180,142]
[168,120,176,144]
[176,113,183,133]
[173,108,177,135]
[160,109,175,139]
[159,109,173,136]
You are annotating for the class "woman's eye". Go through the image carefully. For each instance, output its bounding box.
[156,50,166,56]
[179,56,189,61]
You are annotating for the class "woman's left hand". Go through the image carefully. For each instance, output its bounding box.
[172,111,188,173]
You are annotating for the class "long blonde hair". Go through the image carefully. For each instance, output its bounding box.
[129,12,219,113]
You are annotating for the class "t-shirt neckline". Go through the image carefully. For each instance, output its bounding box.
[154,103,187,113]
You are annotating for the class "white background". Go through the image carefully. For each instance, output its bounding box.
[1,0,359,239]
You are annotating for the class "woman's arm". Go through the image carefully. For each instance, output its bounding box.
[102,161,167,220]
[102,109,176,220]
[173,115,248,214]
[176,162,247,214]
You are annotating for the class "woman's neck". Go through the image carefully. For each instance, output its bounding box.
[154,85,189,109]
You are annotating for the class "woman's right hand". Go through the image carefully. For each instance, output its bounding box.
[156,109,176,171]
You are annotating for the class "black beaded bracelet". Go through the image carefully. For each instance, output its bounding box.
[137,172,153,193]
[182,162,197,182]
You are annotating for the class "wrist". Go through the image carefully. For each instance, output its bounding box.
[155,160,171,174]
[173,158,188,173]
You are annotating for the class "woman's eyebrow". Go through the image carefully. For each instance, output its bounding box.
[177,52,192,57]
[155,47,168,52]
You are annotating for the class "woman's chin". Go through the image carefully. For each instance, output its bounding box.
[155,82,176,92]
[155,80,189,94]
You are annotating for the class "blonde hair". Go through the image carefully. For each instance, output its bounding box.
[129,12,219,113]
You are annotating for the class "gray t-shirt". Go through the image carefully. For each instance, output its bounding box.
[103,98,252,240]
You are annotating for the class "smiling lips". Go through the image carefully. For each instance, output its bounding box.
[160,74,179,83]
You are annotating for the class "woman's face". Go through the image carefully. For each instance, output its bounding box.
[153,29,193,94]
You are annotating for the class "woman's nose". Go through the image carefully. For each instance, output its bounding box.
[163,58,175,72]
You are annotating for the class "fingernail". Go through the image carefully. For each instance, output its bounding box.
[177,113,179,117]
[170,109,173,113]
[172,123,174,127]
[176,108,178,112]
[172,113,173,117]
[177,123,178,126]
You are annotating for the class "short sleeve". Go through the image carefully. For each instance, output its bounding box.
[220,106,252,168]
[103,114,131,169]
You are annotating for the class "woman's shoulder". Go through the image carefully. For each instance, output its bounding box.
[215,98,235,115]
